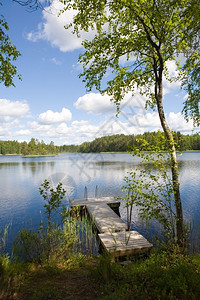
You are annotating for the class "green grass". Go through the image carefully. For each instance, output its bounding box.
[1,249,200,300]
[90,249,200,300]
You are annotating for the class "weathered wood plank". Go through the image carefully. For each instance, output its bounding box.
[70,197,153,260]
[70,197,120,209]
[86,203,127,233]
[99,231,153,258]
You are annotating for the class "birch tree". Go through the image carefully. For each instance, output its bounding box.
[15,0,200,245]
[60,0,200,245]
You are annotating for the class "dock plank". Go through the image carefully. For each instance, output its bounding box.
[87,203,127,233]
[70,197,153,259]
[70,197,120,208]
[99,231,153,258]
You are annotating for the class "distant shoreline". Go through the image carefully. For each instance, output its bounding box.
[22,154,58,158]
[1,150,200,157]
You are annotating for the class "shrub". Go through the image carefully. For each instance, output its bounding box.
[13,180,77,264]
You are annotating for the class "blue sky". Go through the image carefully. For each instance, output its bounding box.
[0,0,197,145]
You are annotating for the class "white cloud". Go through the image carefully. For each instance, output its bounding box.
[130,112,161,128]
[168,112,194,132]
[166,60,179,78]
[51,57,62,65]
[38,108,72,124]
[71,120,89,127]
[163,60,182,95]
[119,53,136,65]
[16,129,31,136]
[72,120,98,135]
[56,123,69,134]
[0,99,29,121]
[74,91,147,115]
[0,99,195,145]
[74,93,116,114]
[2,110,195,145]
[121,91,146,110]
[27,0,94,52]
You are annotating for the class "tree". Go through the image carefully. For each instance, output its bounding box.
[60,0,199,245]
[0,2,21,86]
[13,0,52,11]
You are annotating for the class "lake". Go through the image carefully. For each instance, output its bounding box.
[0,152,200,252]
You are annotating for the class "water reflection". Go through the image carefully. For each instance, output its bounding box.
[22,161,55,176]
[0,152,200,252]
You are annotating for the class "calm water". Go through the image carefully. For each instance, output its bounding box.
[0,152,200,251]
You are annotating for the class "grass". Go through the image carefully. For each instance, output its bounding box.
[0,255,99,300]
[91,248,200,300]
[1,249,200,300]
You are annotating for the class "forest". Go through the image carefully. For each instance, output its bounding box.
[1,131,200,155]
[76,131,200,153]
[0,138,58,156]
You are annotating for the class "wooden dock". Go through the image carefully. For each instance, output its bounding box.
[70,197,153,260]
[99,231,153,260]
[87,203,127,233]
[70,197,121,210]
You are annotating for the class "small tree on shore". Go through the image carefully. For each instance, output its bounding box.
[122,131,178,241]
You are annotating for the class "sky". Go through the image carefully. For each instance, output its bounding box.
[0,0,198,146]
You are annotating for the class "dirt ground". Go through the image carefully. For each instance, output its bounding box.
[1,259,104,300]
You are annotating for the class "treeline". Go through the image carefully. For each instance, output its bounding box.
[0,138,58,156]
[1,132,200,155]
[65,131,200,153]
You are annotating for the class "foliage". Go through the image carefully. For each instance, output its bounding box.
[13,0,200,247]
[21,138,58,156]
[1,132,200,155]
[13,0,51,11]
[0,225,10,277]
[61,0,200,245]
[13,180,98,264]
[59,143,79,153]
[93,249,200,300]
[61,0,199,123]
[1,250,200,300]
[39,179,66,227]
[121,131,177,241]
[0,2,21,86]
[77,131,200,153]
[13,180,77,263]
[0,225,9,254]
[0,138,58,155]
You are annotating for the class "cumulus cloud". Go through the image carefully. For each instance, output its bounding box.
[38,108,72,124]
[74,91,146,115]
[74,93,116,114]
[71,120,99,136]
[121,91,146,110]
[27,0,94,52]
[0,99,29,122]
[168,112,194,132]
[56,123,69,134]
[16,129,31,136]
[119,53,136,65]
[0,100,194,145]
[163,60,182,95]
[130,112,161,128]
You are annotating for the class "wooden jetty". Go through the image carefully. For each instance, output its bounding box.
[70,197,153,260]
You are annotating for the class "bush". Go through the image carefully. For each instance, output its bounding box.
[13,180,77,264]
[93,249,200,300]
